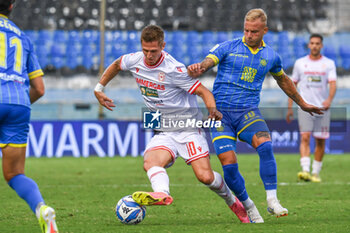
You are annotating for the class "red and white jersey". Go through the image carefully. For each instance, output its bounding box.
[120,51,202,122]
[292,55,337,107]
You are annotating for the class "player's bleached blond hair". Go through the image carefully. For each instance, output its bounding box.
[244,8,267,26]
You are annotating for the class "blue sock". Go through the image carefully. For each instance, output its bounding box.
[256,141,277,190]
[222,163,248,202]
[8,174,44,214]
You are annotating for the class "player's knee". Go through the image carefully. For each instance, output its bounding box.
[196,171,214,185]
[143,159,166,172]
[218,151,237,165]
[301,133,311,144]
[143,160,153,172]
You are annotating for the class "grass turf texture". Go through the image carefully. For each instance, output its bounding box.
[0,154,350,233]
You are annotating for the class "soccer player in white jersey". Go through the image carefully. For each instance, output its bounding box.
[286,33,337,182]
[94,25,251,223]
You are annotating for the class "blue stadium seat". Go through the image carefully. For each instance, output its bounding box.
[342,58,350,70]
[112,44,127,58]
[82,30,100,45]
[232,31,243,40]
[339,46,350,57]
[339,46,350,70]
[111,31,122,42]
[201,31,215,46]
[216,31,229,43]
[38,30,53,43]
[187,44,202,64]
[50,44,66,69]
[24,30,39,43]
[264,32,275,46]
[53,30,67,44]
[66,43,81,56]
[82,52,93,69]
[66,54,79,69]
[171,31,186,46]
[36,44,49,69]
[186,31,200,46]
[323,45,338,66]
[68,30,81,44]
[278,31,289,48]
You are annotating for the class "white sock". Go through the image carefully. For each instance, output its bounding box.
[312,160,323,175]
[35,202,45,219]
[300,157,311,172]
[266,189,277,200]
[206,171,235,206]
[147,166,170,195]
[242,197,254,210]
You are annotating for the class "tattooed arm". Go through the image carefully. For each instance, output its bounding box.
[187,57,216,78]
[272,72,324,116]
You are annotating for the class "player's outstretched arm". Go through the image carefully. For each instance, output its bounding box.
[272,72,324,116]
[194,84,222,120]
[29,76,45,104]
[94,57,122,111]
[187,57,216,78]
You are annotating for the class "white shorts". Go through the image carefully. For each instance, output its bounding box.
[298,108,330,139]
[144,129,209,167]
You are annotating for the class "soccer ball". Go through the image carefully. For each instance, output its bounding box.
[115,195,146,225]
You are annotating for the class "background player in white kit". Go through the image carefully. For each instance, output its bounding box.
[286,33,337,182]
[94,25,250,223]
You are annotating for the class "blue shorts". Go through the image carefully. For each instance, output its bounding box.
[211,108,270,154]
[0,104,30,148]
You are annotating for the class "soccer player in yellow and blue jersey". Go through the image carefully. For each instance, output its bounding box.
[188,8,324,223]
[0,1,58,232]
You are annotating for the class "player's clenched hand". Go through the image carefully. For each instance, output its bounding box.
[187,63,205,78]
[208,108,223,121]
[94,91,116,111]
[300,103,324,116]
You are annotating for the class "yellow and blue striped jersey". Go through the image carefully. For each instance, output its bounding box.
[207,37,284,109]
[0,14,43,107]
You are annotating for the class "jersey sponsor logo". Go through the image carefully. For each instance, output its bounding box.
[240,66,257,83]
[0,73,25,83]
[158,72,165,81]
[304,71,326,76]
[307,75,321,82]
[228,53,249,58]
[136,77,165,90]
[140,86,159,97]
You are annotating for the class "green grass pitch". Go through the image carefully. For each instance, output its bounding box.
[1,154,350,233]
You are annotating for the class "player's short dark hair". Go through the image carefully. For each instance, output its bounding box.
[141,25,164,46]
[0,0,15,16]
[310,33,323,42]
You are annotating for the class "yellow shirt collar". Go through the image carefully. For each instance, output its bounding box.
[242,36,266,54]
